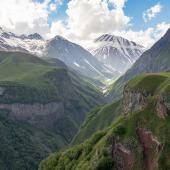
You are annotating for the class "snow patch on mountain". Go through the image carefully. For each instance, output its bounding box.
[90,34,145,74]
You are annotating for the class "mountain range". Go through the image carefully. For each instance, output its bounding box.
[0,27,144,89]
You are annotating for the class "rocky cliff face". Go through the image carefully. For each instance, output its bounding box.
[123,86,170,118]
[123,86,148,115]
[0,102,64,128]
[136,128,162,170]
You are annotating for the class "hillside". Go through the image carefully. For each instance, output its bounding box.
[39,71,170,170]
[0,51,104,170]
[73,100,122,145]
[108,27,170,101]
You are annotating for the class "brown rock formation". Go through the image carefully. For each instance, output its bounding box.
[136,128,162,170]
[156,100,168,118]
[123,86,148,115]
[156,95,169,118]
[112,143,134,170]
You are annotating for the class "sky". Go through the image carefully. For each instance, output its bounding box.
[0,0,170,48]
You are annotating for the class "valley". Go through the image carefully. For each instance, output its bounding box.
[0,22,169,170]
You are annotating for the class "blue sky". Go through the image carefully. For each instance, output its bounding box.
[47,0,170,30]
[124,0,170,30]
[0,0,170,47]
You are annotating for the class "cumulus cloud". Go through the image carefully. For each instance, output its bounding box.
[109,0,127,9]
[50,3,57,11]
[0,0,169,50]
[143,3,162,22]
[112,22,170,48]
[0,0,51,35]
[48,0,130,41]
[50,0,63,12]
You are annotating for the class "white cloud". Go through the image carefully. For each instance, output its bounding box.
[143,3,162,22]
[109,0,127,8]
[0,0,169,50]
[50,3,57,11]
[50,0,63,12]
[112,22,170,48]
[48,0,130,42]
[0,0,51,35]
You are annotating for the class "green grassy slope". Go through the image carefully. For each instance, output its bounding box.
[73,100,121,144]
[39,71,170,170]
[0,51,105,170]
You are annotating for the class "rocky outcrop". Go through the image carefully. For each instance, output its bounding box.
[108,136,134,170]
[156,94,169,118]
[156,96,168,118]
[123,86,148,115]
[136,128,162,170]
[0,102,64,127]
[112,143,134,170]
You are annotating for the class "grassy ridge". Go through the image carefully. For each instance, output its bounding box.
[73,100,121,144]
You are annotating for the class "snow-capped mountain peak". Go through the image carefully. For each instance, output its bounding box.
[90,34,145,74]
[53,35,67,41]
[0,29,46,55]
[27,33,43,40]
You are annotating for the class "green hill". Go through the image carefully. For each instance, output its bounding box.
[39,71,170,170]
[0,51,104,170]
[73,100,121,144]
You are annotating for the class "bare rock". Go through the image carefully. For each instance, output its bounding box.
[156,99,168,118]
[123,86,148,115]
[112,143,134,170]
[0,102,64,128]
[136,128,162,170]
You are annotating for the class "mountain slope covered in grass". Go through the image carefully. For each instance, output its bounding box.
[73,100,122,145]
[0,51,104,170]
[39,71,170,170]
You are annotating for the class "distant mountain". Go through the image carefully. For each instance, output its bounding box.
[45,35,119,82]
[0,51,104,170]
[90,34,144,75]
[108,28,170,101]
[0,28,119,86]
[0,28,144,89]
[0,27,45,55]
